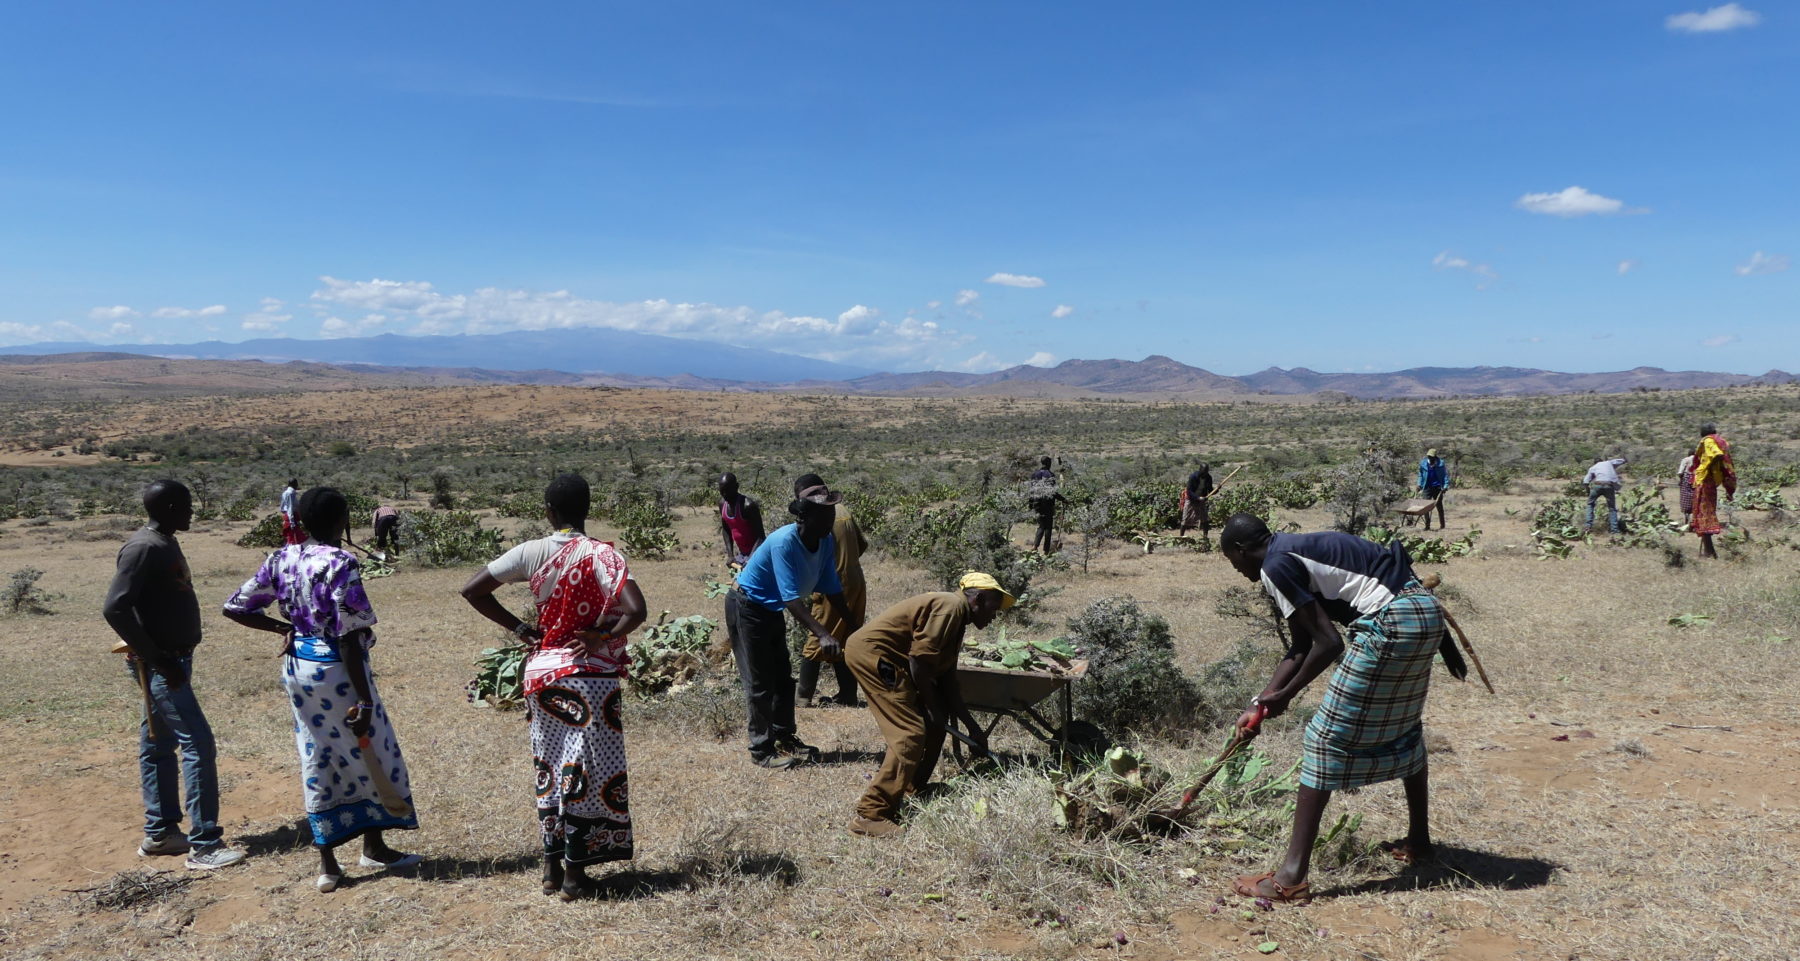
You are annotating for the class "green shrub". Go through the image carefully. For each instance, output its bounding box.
[466,639,527,708]
[399,510,503,568]
[3,568,53,615]
[627,612,719,695]
[236,513,286,549]
[1066,596,1199,739]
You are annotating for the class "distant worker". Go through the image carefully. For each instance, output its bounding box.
[1217,513,1462,903]
[1027,456,1067,553]
[103,479,246,871]
[1582,455,1628,535]
[1691,424,1736,560]
[1676,451,1697,530]
[1179,463,1214,540]
[716,472,766,569]
[843,573,1012,838]
[372,504,401,556]
[793,472,866,708]
[280,477,303,545]
[726,483,860,768]
[1416,449,1450,531]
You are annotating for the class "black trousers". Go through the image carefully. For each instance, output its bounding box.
[796,655,857,703]
[1031,509,1055,551]
[725,590,796,757]
[373,515,400,552]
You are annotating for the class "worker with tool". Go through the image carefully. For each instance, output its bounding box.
[842,573,1014,838]
[1216,513,1466,903]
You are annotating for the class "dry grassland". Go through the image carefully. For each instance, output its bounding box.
[1,395,1798,961]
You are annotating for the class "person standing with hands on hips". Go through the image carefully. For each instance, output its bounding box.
[223,486,419,893]
[725,483,860,768]
[460,473,648,900]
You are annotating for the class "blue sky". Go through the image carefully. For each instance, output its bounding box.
[0,2,1792,374]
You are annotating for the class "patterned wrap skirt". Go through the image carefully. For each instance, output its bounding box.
[530,673,632,866]
[1678,475,1696,516]
[1301,589,1445,791]
[284,644,418,847]
[1692,483,1724,536]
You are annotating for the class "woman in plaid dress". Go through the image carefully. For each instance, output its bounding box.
[1218,514,1466,902]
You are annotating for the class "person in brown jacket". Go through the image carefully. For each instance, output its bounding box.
[843,573,1013,837]
[793,472,867,707]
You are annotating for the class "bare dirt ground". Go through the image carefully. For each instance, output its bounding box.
[3,465,1798,961]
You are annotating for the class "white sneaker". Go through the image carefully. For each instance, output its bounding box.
[138,835,191,857]
[358,852,422,869]
[184,847,247,870]
[316,873,342,893]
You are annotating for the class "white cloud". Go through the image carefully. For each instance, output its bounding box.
[319,313,398,339]
[1050,304,1075,319]
[835,304,880,335]
[88,305,138,321]
[1667,3,1761,33]
[152,304,228,319]
[1701,334,1741,348]
[953,289,980,307]
[1617,259,1638,275]
[925,300,942,310]
[1024,351,1056,366]
[107,322,138,338]
[309,277,969,368]
[241,301,293,332]
[1431,250,1499,288]
[1735,251,1790,276]
[985,272,1046,288]
[957,351,1007,373]
[0,320,89,345]
[1515,186,1638,217]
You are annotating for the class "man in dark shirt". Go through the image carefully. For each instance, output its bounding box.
[102,480,244,869]
[1179,464,1214,539]
[1027,456,1066,553]
[1217,514,1459,902]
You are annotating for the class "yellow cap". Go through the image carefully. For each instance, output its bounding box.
[1426,448,1438,457]
[959,571,1017,609]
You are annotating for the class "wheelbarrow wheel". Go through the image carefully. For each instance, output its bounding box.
[946,715,1000,774]
[1055,719,1109,761]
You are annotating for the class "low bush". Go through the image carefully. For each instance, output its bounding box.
[1066,596,1199,739]
[3,568,53,615]
[399,510,504,568]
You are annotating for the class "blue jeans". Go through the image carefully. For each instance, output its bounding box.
[1586,484,1620,534]
[129,656,223,849]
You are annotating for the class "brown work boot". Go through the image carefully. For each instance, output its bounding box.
[847,815,904,838]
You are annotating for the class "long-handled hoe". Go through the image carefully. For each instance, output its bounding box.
[1150,704,1267,827]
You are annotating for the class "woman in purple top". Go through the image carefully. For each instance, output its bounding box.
[224,487,420,893]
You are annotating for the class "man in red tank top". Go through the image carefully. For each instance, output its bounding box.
[717,473,766,568]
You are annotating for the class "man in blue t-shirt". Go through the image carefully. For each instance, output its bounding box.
[727,482,861,768]
[1415,450,1449,530]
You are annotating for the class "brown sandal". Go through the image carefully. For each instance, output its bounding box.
[1378,839,1437,864]
[1231,870,1312,902]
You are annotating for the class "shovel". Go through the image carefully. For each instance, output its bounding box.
[1150,704,1267,825]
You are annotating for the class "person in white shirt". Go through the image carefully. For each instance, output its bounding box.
[1582,457,1628,534]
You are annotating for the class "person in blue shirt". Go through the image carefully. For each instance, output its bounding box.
[1415,450,1449,530]
[726,482,861,768]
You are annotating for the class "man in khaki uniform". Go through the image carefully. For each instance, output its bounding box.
[795,472,868,706]
[844,572,1013,837]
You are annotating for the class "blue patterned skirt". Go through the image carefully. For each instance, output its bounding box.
[284,643,418,847]
[1301,590,1444,791]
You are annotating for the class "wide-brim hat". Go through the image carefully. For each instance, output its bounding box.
[959,571,1017,609]
[796,484,843,506]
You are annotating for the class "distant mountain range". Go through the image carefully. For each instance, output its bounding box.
[1,332,1792,401]
[3,328,874,384]
[833,356,1796,399]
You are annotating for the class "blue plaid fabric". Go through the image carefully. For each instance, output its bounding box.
[1301,588,1445,791]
